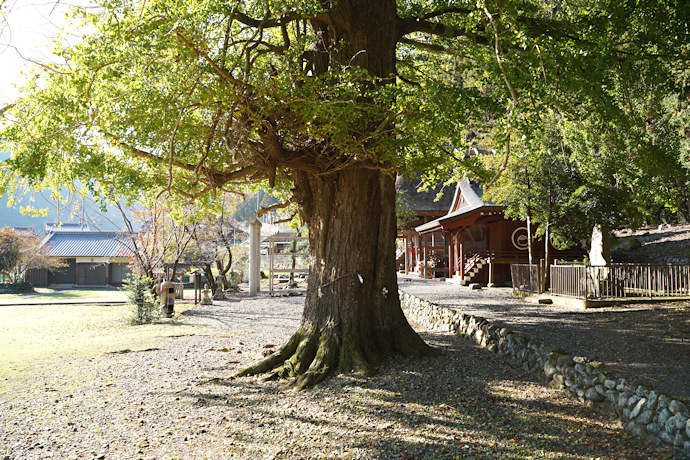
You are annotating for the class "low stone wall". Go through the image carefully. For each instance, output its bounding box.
[399,291,690,457]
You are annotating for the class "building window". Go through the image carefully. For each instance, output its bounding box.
[465,227,486,251]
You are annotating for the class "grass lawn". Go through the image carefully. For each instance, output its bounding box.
[0,301,199,391]
[0,288,127,303]
[0,287,62,299]
[0,287,197,304]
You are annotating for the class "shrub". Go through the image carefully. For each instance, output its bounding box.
[123,274,158,325]
[0,282,35,294]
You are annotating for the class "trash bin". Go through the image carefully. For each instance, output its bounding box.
[161,281,175,318]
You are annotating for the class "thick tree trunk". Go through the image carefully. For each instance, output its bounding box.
[202,264,216,293]
[237,0,437,389]
[237,169,437,389]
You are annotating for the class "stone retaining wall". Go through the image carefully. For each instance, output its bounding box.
[399,291,690,457]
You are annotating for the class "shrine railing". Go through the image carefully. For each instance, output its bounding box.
[510,262,547,294]
[550,263,690,299]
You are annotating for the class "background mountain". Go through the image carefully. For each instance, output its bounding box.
[1,150,128,233]
[0,192,127,234]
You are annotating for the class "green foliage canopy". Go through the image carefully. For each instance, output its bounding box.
[0,0,687,217]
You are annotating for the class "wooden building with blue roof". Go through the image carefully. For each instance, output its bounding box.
[27,223,132,286]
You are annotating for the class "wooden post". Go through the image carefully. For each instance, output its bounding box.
[404,233,409,275]
[539,259,546,294]
[647,264,651,297]
[446,231,452,280]
[269,237,274,295]
[194,272,200,305]
[459,229,466,282]
[453,232,459,277]
[422,235,427,278]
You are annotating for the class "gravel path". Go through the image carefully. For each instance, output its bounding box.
[0,290,682,459]
[398,277,690,402]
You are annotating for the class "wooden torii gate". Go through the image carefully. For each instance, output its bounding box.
[267,234,309,294]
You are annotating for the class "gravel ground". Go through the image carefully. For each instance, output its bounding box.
[0,289,683,459]
[398,276,690,402]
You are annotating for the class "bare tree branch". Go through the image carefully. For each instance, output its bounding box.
[0,103,16,116]
[257,200,292,217]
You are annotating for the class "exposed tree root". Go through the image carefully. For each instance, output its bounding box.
[235,321,439,390]
[235,328,305,377]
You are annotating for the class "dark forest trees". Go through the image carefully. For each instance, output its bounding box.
[1,0,687,388]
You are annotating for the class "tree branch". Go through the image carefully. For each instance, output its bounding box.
[436,144,464,163]
[398,9,488,45]
[420,7,474,21]
[483,6,519,191]
[175,31,253,89]
[103,131,197,172]
[273,210,298,224]
[400,21,488,45]
[257,200,293,217]
[0,104,15,117]
[165,108,186,195]
[233,11,310,29]
[399,37,448,53]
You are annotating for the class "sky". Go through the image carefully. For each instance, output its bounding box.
[0,2,125,232]
[0,0,87,105]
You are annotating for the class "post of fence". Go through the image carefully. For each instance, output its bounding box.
[539,259,546,294]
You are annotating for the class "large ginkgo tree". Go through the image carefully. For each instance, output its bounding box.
[1,0,686,388]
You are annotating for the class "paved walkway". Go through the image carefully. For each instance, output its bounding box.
[398,276,690,401]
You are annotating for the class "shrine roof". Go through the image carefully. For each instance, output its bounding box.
[415,178,504,234]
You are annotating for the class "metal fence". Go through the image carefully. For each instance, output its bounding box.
[550,263,690,299]
[510,263,546,294]
[549,264,589,298]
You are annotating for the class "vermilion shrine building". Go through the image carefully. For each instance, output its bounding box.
[400,177,582,285]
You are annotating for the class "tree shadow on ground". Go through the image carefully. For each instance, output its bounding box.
[401,278,689,402]
[171,331,677,459]
[481,305,690,401]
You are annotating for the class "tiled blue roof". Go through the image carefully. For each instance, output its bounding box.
[42,231,133,258]
[44,222,90,233]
